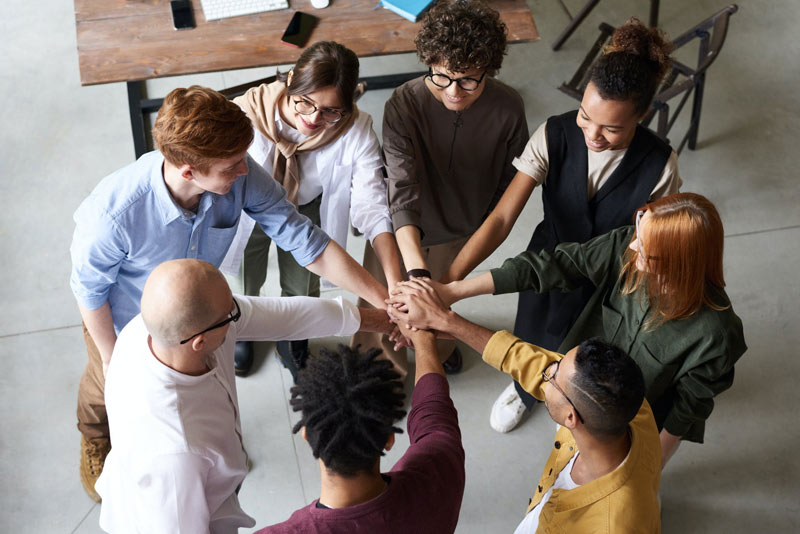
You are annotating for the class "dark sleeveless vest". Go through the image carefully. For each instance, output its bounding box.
[513,110,671,350]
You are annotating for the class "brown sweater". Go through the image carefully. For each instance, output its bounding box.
[382,76,528,246]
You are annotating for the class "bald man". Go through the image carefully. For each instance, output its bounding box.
[95,259,391,534]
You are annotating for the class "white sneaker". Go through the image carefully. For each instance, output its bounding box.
[490,382,530,433]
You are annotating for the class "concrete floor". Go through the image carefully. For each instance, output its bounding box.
[1,0,798,532]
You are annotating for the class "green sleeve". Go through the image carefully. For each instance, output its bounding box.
[490,226,634,295]
[662,309,747,442]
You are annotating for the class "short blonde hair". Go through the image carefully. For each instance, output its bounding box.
[153,86,253,172]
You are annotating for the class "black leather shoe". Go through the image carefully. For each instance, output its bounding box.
[234,341,254,377]
[276,340,310,383]
[442,347,463,375]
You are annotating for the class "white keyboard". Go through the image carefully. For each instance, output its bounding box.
[200,0,289,21]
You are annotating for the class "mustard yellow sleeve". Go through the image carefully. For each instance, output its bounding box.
[482,330,563,401]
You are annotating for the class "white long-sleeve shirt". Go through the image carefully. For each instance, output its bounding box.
[221,110,393,276]
[96,295,361,534]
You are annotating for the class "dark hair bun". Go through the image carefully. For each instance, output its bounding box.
[605,17,673,80]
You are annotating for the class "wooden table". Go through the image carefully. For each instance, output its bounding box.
[74,0,539,156]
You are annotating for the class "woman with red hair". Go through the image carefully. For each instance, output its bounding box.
[395,192,746,466]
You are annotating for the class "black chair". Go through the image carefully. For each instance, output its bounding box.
[552,0,660,51]
[558,4,739,154]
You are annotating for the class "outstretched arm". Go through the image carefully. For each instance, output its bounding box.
[305,240,387,309]
[388,279,495,354]
[390,272,496,310]
[395,225,427,272]
[371,232,404,290]
[442,171,537,283]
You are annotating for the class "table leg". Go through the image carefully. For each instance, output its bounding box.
[127,82,148,160]
[649,0,660,28]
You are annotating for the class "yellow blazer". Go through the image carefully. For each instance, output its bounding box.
[484,330,662,533]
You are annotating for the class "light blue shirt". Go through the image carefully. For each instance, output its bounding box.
[70,151,330,333]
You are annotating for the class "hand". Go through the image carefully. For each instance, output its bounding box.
[388,324,414,351]
[391,277,458,306]
[386,278,451,332]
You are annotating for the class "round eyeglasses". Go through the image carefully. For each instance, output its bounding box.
[426,69,487,91]
[180,299,241,345]
[292,98,346,124]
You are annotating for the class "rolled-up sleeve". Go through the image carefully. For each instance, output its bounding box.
[70,199,127,310]
[348,114,393,243]
[512,121,550,185]
[382,94,422,234]
[662,324,744,442]
[242,158,330,267]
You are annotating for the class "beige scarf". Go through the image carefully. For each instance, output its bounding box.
[233,80,358,205]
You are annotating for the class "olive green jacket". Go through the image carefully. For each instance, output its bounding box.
[491,226,747,442]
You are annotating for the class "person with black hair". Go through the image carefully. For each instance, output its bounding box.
[257,322,465,533]
[388,280,661,533]
[365,0,529,378]
[438,18,682,433]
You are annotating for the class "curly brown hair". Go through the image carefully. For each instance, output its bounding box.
[590,18,674,115]
[153,86,253,172]
[415,0,507,74]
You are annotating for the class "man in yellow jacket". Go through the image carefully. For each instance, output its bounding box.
[388,279,661,533]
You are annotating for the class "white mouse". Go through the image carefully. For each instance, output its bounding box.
[310,0,329,8]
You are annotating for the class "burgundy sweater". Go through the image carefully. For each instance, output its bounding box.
[257,373,465,534]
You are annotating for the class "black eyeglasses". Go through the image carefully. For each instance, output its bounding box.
[180,299,241,345]
[292,98,346,124]
[426,68,487,91]
[542,360,585,424]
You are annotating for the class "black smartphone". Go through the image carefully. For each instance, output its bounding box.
[280,12,318,48]
[171,0,196,30]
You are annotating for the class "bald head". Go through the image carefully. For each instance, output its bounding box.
[141,259,232,346]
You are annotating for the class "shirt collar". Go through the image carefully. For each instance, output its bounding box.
[548,414,651,511]
[149,152,187,225]
[149,151,218,225]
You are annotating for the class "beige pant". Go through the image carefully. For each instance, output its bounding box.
[77,323,107,440]
[351,236,467,379]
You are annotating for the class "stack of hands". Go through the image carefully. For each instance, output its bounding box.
[385,278,457,349]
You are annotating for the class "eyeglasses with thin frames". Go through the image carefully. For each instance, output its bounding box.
[179,299,241,345]
[542,360,585,424]
[292,98,346,124]
[426,68,487,91]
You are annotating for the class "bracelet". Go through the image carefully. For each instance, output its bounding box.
[406,268,431,279]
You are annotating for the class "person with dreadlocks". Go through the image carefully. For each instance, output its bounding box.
[257,320,465,532]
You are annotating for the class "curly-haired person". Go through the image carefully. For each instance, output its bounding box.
[257,328,465,533]
[353,0,529,379]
